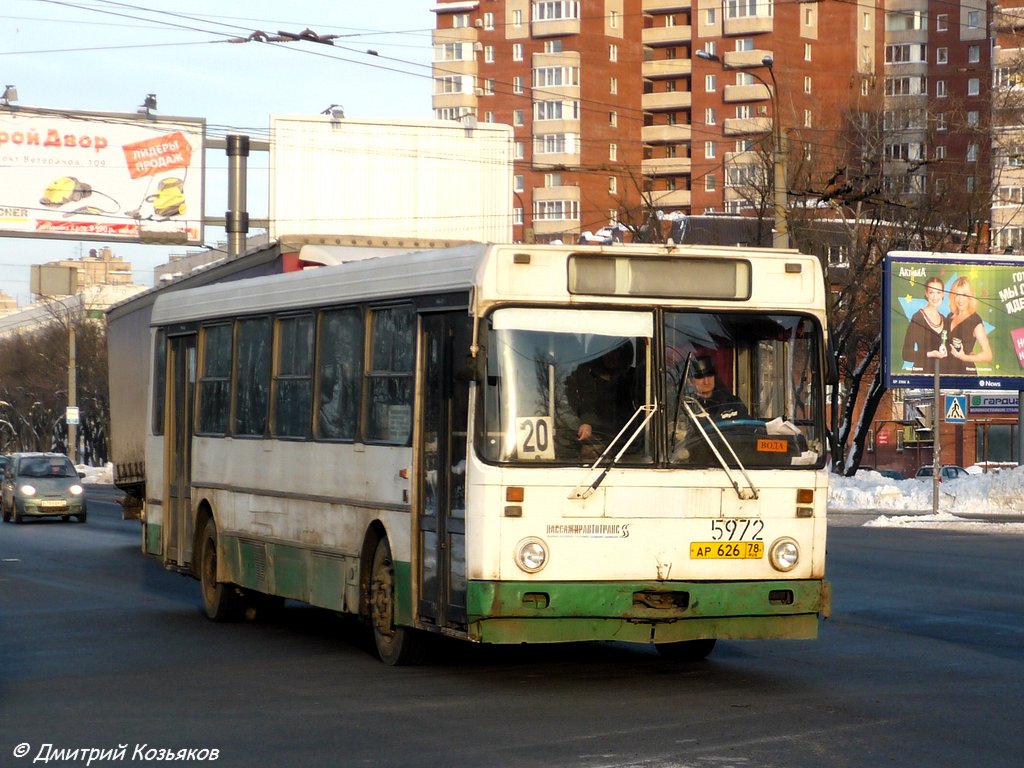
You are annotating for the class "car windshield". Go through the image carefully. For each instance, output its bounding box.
[18,457,77,478]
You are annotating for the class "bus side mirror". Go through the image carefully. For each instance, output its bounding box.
[826,336,839,387]
[455,349,486,383]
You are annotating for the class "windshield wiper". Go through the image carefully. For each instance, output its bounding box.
[679,397,759,500]
[569,403,657,500]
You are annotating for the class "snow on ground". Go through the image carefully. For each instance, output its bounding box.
[75,461,1022,533]
[829,465,1024,533]
[76,463,113,485]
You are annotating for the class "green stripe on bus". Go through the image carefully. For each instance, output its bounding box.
[219,533,414,623]
[466,579,828,643]
[144,522,162,556]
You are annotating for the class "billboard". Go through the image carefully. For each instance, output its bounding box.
[884,252,1024,390]
[270,116,512,244]
[0,108,204,244]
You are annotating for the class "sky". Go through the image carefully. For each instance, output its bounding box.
[1,0,436,305]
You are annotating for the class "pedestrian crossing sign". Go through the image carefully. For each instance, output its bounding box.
[944,395,967,423]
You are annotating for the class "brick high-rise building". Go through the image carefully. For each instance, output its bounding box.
[991,1,1024,252]
[431,1,1014,251]
[430,0,878,244]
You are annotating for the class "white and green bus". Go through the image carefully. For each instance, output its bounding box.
[142,242,832,664]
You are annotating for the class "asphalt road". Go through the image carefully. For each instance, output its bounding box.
[1,497,1022,768]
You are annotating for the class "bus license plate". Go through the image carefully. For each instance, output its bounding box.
[690,541,764,559]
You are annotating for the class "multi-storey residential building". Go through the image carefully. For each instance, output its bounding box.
[992,1,1024,252]
[880,0,993,238]
[431,1,1017,250]
[431,0,878,243]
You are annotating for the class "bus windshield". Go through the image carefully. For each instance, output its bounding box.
[665,311,824,468]
[479,307,824,469]
[479,308,654,464]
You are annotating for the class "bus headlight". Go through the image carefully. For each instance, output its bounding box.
[515,537,548,574]
[769,538,800,572]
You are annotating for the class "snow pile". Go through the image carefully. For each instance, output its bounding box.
[829,466,1024,533]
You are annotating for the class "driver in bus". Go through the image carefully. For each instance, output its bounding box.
[563,341,637,459]
[690,355,747,421]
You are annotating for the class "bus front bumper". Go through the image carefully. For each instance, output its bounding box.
[466,579,831,645]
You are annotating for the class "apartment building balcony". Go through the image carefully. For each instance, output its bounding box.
[723,17,773,36]
[642,58,692,79]
[648,188,692,208]
[644,0,693,12]
[531,18,581,38]
[432,26,478,45]
[642,25,692,46]
[642,90,692,111]
[432,91,478,111]
[532,151,582,170]
[643,124,692,143]
[723,83,771,103]
[885,29,929,45]
[533,118,582,135]
[723,116,771,135]
[533,185,581,203]
[433,58,477,77]
[723,49,774,68]
[642,156,692,176]
[533,50,581,68]
[995,7,1024,31]
[884,61,928,76]
[533,218,581,236]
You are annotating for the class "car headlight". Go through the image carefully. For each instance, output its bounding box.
[769,537,800,572]
[515,537,548,574]
[69,484,84,496]
[18,484,36,497]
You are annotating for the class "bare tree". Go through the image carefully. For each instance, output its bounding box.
[0,302,109,464]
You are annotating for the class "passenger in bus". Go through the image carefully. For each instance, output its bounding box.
[563,342,637,459]
[690,355,748,421]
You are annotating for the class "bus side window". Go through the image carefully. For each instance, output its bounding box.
[317,308,363,440]
[366,306,415,444]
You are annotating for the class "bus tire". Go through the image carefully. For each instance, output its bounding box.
[369,537,424,666]
[656,638,716,662]
[199,517,242,622]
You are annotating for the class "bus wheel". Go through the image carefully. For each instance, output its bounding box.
[199,518,242,621]
[656,639,716,662]
[369,538,424,666]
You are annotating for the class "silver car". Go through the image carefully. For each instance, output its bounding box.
[1,453,87,523]
[915,464,970,482]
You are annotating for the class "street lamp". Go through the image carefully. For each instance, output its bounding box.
[696,50,789,249]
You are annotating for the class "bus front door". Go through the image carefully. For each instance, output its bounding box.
[417,312,470,631]
[165,333,196,569]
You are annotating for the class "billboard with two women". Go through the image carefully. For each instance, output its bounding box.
[884,251,1024,390]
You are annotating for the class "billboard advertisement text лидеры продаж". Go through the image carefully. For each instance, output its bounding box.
[0,108,204,244]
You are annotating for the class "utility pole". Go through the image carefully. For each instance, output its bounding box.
[31,264,79,462]
[696,51,789,249]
